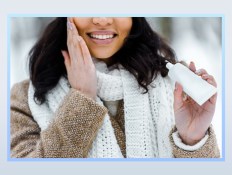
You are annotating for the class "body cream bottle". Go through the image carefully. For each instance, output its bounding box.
[166,62,217,105]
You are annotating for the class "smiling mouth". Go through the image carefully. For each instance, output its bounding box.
[87,33,117,40]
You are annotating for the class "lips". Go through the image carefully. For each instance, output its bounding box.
[87,31,117,45]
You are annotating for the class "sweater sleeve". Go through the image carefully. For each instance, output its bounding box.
[169,125,220,158]
[10,80,108,158]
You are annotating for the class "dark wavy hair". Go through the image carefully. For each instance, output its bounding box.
[29,17,177,104]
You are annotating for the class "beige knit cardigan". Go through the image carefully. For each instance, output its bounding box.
[10,80,220,158]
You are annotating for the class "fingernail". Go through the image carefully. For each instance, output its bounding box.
[67,21,73,30]
[175,83,178,90]
[202,74,207,77]
[195,69,201,74]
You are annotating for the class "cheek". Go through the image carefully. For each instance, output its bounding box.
[120,19,132,36]
[75,26,86,37]
[116,29,131,48]
[73,19,89,36]
[118,22,132,45]
[89,46,116,59]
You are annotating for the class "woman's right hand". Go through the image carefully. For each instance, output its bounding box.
[61,18,97,100]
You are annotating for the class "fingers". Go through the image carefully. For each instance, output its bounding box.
[67,17,74,24]
[67,18,83,64]
[209,93,217,104]
[61,50,70,66]
[196,68,217,88]
[189,61,196,72]
[191,63,217,88]
[174,82,184,111]
[189,61,208,76]
[188,61,217,105]
[195,68,208,75]
[66,17,93,66]
[78,36,94,65]
[202,74,217,87]
[201,72,217,104]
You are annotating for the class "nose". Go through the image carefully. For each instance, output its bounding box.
[92,17,113,26]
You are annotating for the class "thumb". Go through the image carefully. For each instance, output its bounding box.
[174,82,184,111]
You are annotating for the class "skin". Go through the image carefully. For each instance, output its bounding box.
[61,17,132,100]
[73,17,132,61]
[61,17,217,146]
[174,62,217,145]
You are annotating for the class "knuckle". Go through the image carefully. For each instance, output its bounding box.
[202,69,207,73]
[72,39,79,47]
[89,63,96,70]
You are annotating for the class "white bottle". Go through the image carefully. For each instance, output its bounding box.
[166,62,217,106]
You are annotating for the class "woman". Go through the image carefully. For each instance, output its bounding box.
[11,17,220,158]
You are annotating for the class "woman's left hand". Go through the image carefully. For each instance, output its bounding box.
[174,61,217,145]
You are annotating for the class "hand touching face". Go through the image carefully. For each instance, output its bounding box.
[62,18,97,100]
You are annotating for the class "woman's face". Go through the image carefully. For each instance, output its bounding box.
[73,17,132,60]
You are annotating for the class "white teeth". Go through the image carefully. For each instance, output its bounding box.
[90,34,114,40]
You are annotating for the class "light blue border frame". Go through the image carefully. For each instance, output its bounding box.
[7,14,225,162]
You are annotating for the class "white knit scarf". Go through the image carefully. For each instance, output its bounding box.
[28,59,175,158]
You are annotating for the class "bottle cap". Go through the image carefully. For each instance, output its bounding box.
[166,62,173,70]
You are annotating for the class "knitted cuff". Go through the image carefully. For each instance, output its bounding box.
[172,131,209,151]
[169,125,220,158]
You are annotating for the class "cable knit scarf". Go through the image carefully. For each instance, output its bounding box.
[28,59,175,158]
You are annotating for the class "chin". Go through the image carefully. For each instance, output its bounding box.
[92,53,114,60]
[90,47,118,60]
[94,57,111,62]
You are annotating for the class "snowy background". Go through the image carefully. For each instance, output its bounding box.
[10,17,222,154]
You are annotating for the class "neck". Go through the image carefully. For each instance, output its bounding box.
[94,57,117,67]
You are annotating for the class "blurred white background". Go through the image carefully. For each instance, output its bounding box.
[10,17,222,155]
